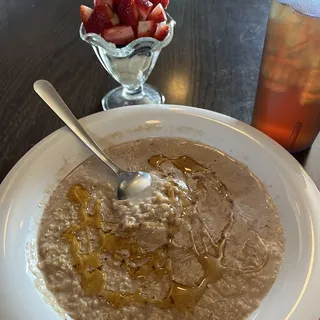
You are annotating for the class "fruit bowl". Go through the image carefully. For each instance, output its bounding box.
[79,0,175,109]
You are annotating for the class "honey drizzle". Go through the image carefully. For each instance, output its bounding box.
[62,155,267,310]
[148,154,210,175]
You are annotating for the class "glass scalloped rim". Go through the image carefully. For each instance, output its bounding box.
[79,14,176,110]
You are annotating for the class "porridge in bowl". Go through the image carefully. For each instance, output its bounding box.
[37,137,284,320]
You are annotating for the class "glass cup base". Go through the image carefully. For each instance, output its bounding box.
[101,84,165,110]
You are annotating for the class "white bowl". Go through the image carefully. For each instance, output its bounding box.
[0,105,319,320]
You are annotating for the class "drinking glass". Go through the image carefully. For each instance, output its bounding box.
[80,15,176,110]
[252,0,320,153]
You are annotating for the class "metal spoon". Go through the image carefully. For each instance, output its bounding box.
[33,80,152,200]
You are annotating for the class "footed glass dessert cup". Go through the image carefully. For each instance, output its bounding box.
[80,14,176,110]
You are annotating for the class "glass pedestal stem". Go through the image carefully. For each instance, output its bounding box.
[122,85,145,101]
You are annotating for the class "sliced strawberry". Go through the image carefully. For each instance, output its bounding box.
[113,0,121,8]
[93,0,114,18]
[96,0,122,10]
[94,0,112,8]
[93,0,121,27]
[110,13,120,25]
[136,0,153,20]
[83,5,113,34]
[154,22,168,41]
[94,0,113,6]
[80,5,94,24]
[118,0,139,26]
[106,0,114,7]
[151,0,169,9]
[102,25,135,45]
[148,3,166,23]
[137,20,157,38]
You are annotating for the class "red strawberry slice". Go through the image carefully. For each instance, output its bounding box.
[106,0,114,7]
[80,5,94,24]
[137,20,157,38]
[93,0,121,27]
[110,13,120,25]
[94,0,112,9]
[102,25,135,45]
[148,3,166,23]
[118,0,139,26]
[93,0,114,18]
[83,5,113,34]
[154,22,168,41]
[136,0,153,20]
[113,0,122,9]
[95,0,121,10]
[152,0,169,9]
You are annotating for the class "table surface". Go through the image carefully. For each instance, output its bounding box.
[0,0,319,188]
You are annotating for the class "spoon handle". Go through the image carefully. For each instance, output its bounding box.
[33,79,122,176]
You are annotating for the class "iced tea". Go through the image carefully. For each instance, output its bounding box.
[252,0,320,153]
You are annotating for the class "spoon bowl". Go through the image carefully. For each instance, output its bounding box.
[33,79,152,200]
[117,171,152,200]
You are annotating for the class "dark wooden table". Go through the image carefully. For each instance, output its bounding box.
[0,0,319,187]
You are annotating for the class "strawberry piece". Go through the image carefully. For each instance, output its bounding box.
[151,0,169,9]
[80,5,94,24]
[94,0,112,8]
[113,0,122,9]
[95,0,121,10]
[137,20,157,38]
[93,0,120,27]
[102,25,135,45]
[106,0,114,7]
[83,5,113,34]
[118,0,139,26]
[93,0,114,18]
[148,3,166,23]
[154,22,168,41]
[136,0,153,20]
[110,13,120,25]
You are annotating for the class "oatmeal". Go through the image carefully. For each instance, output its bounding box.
[37,138,284,320]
